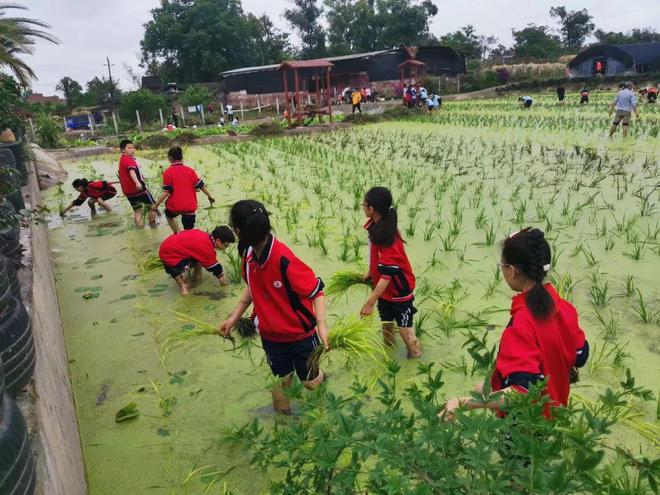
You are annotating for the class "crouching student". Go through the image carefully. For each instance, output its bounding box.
[219,200,329,414]
[60,178,117,216]
[152,146,215,233]
[159,226,234,296]
[360,187,421,358]
[440,228,589,421]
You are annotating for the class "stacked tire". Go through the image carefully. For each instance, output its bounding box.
[0,199,23,267]
[0,137,28,186]
[0,148,25,211]
[0,256,20,302]
[0,297,34,396]
[0,356,37,495]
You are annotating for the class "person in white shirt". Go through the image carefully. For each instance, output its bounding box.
[609,81,639,138]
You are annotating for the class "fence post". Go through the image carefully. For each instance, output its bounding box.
[136,110,142,132]
[112,112,119,134]
[28,118,36,138]
[179,105,186,127]
[63,117,68,132]
[158,108,164,126]
[88,113,95,137]
[220,102,225,117]
[275,97,280,116]
[457,75,460,94]
[257,95,261,114]
[200,105,206,125]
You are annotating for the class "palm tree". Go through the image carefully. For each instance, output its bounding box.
[0,3,58,87]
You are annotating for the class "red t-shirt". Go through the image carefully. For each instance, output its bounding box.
[72,180,116,205]
[365,219,415,302]
[162,162,203,214]
[159,229,221,274]
[242,235,324,342]
[490,284,587,416]
[118,153,147,197]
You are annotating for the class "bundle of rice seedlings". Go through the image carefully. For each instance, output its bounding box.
[160,311,235,362]
[236,317,257,338]
[308,315,387,376]
[325,269,369,298]
[138,252,163,275]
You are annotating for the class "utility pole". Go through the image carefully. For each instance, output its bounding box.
[104,57,115,108]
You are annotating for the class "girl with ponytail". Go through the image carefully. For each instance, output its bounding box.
[441,228,589,421]
[60,177,117,217]
[219,200,328,414]
[361,187,421,358]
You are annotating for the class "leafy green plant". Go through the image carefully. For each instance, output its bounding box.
[36,112,61,148]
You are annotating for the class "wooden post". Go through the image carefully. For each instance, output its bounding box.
[276,97,280,116]
[179,105,186,127]
[294,69,300,122]
[158,108,164,125]
[200,105,206,125]
[456,74,460,93]
[28,118,36,138]
[257,95,261,114]
[63,117,68,132]
[220,102,225,117]
[326,68,332,123]
[112,112,119,134]
[240,101,244,120]
[88,113,95,137]
[135,110,142,132]
[282,70,291,125]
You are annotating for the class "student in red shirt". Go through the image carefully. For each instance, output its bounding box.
[60,178,117,216]
[118,139,157,228]
[159,226,234,295]
[152,146,215,233]
[440,228,589,420]
[219,200,328,414]
[360,187,421,358]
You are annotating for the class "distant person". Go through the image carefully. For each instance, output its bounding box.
[226,104,234,121]
[579,87,589,104]
[351,89,362,114]
[60,178,116,217]
[519,95,533,109]
[403,88,412,107]
[426,93,435,114]
[556,84,565,103]
[159,226,233,295]
[218,115,225,127]
[609,81,639,139]
[171,111,179,128]
[118,139,157,229]
[231,117,239,128]
[152,146,215,233]
[419,86,428,107]
[365,86,372,103]
[645,86,657,103]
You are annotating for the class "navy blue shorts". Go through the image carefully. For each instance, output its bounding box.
[378,298,417,327]
[261,333,320,381]
[163,258,196,278]
[127,190,155,210]
[165,209,196,230]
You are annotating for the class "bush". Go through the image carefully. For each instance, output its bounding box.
[230,362,658,494]
[172,130,196,145]
[0,75,22,133]
[249,121,285,137]
[139,133,172,149]
[35,113,61,148]
[179,85,214,108]
[119,90,168,124]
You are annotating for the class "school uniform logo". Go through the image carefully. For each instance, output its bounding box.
[273,281,283,288]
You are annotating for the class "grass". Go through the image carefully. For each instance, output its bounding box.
[138,252,163,275]
[325,269,369,298]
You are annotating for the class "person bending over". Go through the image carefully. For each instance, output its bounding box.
[60,178,116,217]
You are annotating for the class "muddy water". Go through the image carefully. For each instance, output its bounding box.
[47,119,658,493]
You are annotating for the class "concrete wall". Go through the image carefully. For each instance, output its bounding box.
[23,156,87,495]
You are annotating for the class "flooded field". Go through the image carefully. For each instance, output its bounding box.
[46,96,659,494]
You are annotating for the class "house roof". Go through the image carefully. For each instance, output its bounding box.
[279,59,334,70]
[398,59,427,68]
[569,42,660,68]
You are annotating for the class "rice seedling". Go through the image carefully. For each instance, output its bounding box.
[404,216,419,237]
[423,217,439,241]
[604,235,616,251]
[593,307,621,341]
[589,272,611,308]
[414,310,432,339]
[325,269,369,298]
[623,237,646,260]
[137,252,163,275]
[439,231,457,252]
[480,220,496,246]
[631,289,657,324]
[160,311,236,363]
[149,377,178,417]
[621,275,636,297]
[224,249,243,283]
[548,272,578,302]
[581,245,599,268]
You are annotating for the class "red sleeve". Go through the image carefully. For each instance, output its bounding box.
[286,255,324,299]
[495,319,542,380]
[376,244,399,280]
[197,243,219,270]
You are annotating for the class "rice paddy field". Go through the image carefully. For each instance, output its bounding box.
[46,92,659,494]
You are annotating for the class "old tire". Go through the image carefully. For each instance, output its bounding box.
[0,393,36,495]
[0,256,20,304]
[0,298,34,396]
[0,200,22,268]
[0,139,27,186]
[0,149,24,211]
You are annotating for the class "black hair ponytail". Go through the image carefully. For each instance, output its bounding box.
[230,200,272,255]
[365,186,398,247]
[72,178,89,189]
[502,227,554,319]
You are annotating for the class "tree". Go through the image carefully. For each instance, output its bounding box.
[141,0,287,83]
[440,26,485,60]
[549,6,594,50]
[81,77,121,106]
[56,77,83,109]
[593,28,660,45]
[284,0,327,59]
[0,74,22,131]
[179,85,214,107]
[0,4,58,87]
[119,90,167,124]
[512,25,563,61]
[376,0,437,49]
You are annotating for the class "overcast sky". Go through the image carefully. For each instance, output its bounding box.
[18,0,660,95]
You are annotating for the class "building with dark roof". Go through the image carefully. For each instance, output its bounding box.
[567,42,660,76]
[219,46,465,95]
